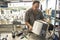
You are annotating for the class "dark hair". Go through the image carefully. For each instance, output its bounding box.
[33,1,40,5]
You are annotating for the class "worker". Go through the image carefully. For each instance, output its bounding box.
[25,1,45,30]
[25,1,47,40]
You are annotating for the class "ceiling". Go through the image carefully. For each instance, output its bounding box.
[3,0,40,2]
[4,0,33,1]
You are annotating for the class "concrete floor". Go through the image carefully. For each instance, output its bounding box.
[0,25,58,40]
[0,33,46,40]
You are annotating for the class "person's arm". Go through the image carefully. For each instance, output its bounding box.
[25,11,32,30]
[40,11,49,22]
[42,16,50,23]
[25,22,32,30]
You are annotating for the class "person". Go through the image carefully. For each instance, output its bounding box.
[25,1,53,40]
[25,1,45,30]
[25,1,47,40]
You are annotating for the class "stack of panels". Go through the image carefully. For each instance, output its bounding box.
[0,24,13,33]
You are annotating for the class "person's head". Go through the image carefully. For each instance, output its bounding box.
[32,1,40,11]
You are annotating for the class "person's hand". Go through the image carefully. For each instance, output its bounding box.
[29,25,33,31]
[43,18,50,23]
[46,18,50,23]
[25,22,33,31]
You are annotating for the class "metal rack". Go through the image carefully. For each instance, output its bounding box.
[0,24,26,33]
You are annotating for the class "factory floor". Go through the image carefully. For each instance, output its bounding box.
[0,33,27,40]
[0,33,45,40]
[0,30,58,40]
[0,25,59,40]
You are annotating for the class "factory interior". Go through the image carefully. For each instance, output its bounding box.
[0,0,60,40]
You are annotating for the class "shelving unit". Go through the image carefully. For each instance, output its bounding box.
[54,0,60,26]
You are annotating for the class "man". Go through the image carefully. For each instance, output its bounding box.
[25,1,45,30]
[25,1,46,40]
[25,1,50,40]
